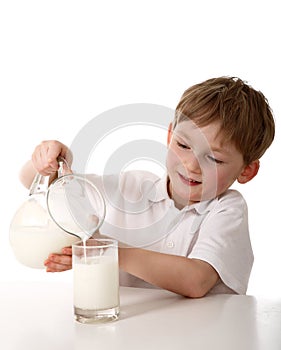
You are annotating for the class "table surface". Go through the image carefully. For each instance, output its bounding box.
[0,281,280,350]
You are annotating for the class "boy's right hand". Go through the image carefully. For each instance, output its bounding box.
[20,140,73,189]
[32,140,72,176]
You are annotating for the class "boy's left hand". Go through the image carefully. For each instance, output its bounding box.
[44,247,72,272]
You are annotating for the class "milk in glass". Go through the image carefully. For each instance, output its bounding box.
[74,256,119,310]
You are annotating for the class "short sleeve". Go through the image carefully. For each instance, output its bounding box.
[188,190,254,294]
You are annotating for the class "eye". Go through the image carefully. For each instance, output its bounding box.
[176,141,190,149]
[207,155,224,164]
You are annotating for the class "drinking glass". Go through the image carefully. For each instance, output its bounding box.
[72,238,120,323]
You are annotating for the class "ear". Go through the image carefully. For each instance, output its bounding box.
[167,123,173,146]
[237,160,260,184]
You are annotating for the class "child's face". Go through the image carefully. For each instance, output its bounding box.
[166,120,246,209]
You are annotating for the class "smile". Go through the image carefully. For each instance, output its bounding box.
[178,173,201,186]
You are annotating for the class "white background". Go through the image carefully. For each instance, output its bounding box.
[0,0,280,296]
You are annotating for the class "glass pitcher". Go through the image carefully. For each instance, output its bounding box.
[9,159,105,269]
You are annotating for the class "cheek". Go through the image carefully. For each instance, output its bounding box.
[166,148,179,169]
[202,167,228,192]
[211,169,235,193]
[215,173,228,191]
[201,165,218,183]
[200,168,218,196]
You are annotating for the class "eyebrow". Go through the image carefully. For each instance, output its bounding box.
[174,132,190,143]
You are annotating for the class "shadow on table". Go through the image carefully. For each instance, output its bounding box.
[119,286,184,320]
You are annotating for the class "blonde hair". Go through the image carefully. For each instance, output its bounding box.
[174,77,275,164]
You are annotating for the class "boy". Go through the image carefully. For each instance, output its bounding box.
[20,77,275,297]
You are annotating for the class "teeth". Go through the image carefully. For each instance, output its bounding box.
[189,178,199,183]
[181,174,200,183]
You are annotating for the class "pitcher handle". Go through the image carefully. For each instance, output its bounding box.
[29,156,70,196]
[29,173,49,196]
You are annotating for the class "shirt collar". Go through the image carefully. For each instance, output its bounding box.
[147,174,218,215]
[189,198,218,214]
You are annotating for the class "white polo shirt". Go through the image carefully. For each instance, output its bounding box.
[86,170,254,295]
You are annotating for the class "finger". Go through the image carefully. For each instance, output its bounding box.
[32,146,57,175]
[45,143,62,169]
[44,254,72,271]
[40,143,59,172]
[32,141,64,174]
[46,253,72,265]
[45,263,72,272]
[44,261,72,272]
[61,247,72,255]
[32,146,46,173]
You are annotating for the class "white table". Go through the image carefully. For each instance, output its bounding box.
[0,281,280,350]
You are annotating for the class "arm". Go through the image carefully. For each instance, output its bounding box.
[19,160,37,189]
[44,245,219,297]
[119,247,219,298]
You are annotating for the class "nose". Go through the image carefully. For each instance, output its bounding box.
[183,151,201,174]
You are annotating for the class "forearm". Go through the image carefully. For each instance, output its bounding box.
[118,247,218,298]
[19,160,37,189]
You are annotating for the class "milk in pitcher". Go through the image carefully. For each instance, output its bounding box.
[9,197,80,269]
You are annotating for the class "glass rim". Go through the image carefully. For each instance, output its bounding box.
[72,238,118,249]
